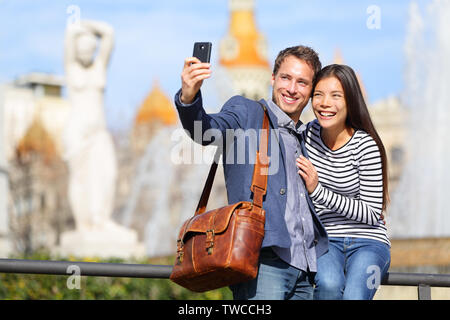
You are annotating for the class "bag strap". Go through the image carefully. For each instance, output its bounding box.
[194,101,270,215]
[250,102,269,212]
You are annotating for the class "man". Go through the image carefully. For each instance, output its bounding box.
[175,45,328,300]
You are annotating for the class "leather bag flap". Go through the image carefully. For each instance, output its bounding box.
[180,202,250,242]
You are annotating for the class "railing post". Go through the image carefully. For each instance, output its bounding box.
[418,284,431,300]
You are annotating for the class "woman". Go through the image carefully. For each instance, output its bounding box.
[296,64,390,300]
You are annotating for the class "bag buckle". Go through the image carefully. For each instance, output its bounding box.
[176,239,184,263]
[205,229,215,255]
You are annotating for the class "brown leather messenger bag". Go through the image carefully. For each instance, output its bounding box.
[170,102,270,292]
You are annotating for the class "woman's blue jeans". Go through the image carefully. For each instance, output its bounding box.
[313,237,390,300]
[231,247,315,300]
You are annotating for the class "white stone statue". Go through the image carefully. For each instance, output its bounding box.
[60,20,143,258]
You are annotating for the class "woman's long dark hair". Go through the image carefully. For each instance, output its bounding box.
[312,64,389,211]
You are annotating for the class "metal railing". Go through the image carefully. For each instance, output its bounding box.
[0,258,449,300]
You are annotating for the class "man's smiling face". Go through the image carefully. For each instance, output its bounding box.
[271,55,315,123]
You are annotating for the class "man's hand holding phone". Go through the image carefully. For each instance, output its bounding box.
[180,42,212,104]
[180,57,211,104]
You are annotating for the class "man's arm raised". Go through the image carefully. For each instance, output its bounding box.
[180,57,211,104]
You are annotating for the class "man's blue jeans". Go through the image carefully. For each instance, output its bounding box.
[313,237,390,300]
[230,247,315,300]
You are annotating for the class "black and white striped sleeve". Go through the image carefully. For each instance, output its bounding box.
[309,136,384,225]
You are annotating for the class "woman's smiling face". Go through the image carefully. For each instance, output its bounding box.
[312,76,348,132]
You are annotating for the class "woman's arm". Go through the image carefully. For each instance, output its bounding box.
[297,143,384,226]
[64,23,80,66]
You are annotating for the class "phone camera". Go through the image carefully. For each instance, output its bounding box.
[200,45,205,50]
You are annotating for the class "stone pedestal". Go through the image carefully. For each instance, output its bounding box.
[0,237,12,258]
[57,222,145,259]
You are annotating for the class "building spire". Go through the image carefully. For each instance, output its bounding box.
[229,0,254,11]
[134,79,177,126]
[217,0,271,100]
[220,0,268,67]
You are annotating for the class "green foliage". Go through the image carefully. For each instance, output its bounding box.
[0,252,233,300]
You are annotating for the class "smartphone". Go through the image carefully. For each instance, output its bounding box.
[192,42,212,63]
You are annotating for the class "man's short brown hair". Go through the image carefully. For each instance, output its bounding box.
[273,45,322,80]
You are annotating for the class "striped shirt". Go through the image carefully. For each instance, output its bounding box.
[303,120,390,246]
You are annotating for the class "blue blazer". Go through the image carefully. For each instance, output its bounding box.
[175,90,328,258]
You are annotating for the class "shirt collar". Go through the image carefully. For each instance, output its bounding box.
[267,100,306,134]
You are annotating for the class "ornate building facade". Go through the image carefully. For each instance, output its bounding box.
[1,73,72,254]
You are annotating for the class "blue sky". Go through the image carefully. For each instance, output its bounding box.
[0,0,429,130]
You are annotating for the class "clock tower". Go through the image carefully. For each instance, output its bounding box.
[219,0,271,100]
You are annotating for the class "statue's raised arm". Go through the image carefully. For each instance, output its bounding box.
[64,20,114,70]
